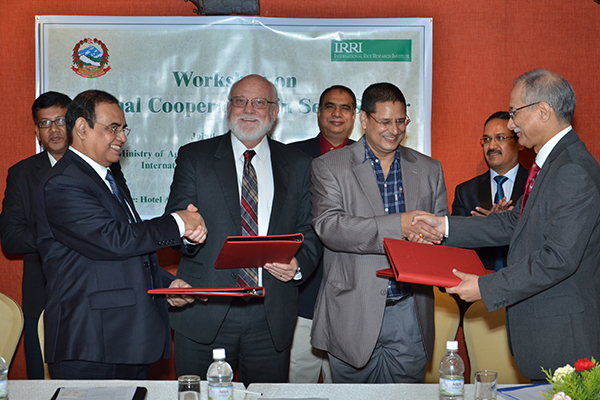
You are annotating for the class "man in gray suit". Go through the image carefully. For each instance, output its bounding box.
[415,69,600,381]
[310,82,448,383]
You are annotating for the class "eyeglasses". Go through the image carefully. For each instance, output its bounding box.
[480,135,517,145]
[37,118,66,129]
[96,122,131,137]
[508,101,541,120]
[366,112,410,129]
[229,96,277,110]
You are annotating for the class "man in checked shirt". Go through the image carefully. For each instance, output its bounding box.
[310,82,447,383]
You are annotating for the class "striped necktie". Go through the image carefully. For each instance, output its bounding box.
[237,150,259,287]
[106,170,136,223]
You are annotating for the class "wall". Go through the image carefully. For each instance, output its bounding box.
[1,0,599,379]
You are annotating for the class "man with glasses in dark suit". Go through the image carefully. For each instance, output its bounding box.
[452,111,528,271]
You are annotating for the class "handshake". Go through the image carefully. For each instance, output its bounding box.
[401,210,447,245]
[402,210,484,302]
[174,204,208,245]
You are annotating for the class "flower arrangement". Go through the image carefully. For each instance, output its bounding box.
[542,358,600,400]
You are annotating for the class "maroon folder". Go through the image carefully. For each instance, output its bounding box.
[377,238,492,287]
[213,233,304,270]
[148,287,264,297]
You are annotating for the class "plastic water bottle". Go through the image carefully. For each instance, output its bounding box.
[0,353,8,399]
[207,348,233,400]
[439,340,464,399]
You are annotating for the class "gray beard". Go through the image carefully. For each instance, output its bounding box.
[228,115,274,143]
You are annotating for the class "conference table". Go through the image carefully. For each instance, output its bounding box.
[7,380,515,400]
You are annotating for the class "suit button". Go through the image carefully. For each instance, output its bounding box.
[144,262,150,268]
[380,289,387,296]
[231,273,237,279]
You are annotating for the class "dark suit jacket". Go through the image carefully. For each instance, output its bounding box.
[0,151,129,318]
[448,130,600,380]
[35,149,180,365]
[451,164,528,270]
[165,132,322,351]
[0,151,52,318]
[289,135,354,319]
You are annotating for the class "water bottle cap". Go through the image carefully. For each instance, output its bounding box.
[213,348,226,359]
[446,340,458,350]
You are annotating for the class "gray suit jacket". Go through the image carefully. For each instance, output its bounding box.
[447,129,600,380]
[310,138,448,368]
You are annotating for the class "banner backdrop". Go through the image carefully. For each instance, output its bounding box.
[36,16,433,218]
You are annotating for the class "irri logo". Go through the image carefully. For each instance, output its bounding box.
[333,41,363,54]
[331,40,412,62]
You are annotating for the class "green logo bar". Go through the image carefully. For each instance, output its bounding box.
[331,40,412,62]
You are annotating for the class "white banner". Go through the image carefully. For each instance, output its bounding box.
[36,16,433,218]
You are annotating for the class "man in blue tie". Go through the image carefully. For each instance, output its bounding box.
[35,89,207,379]
[451,111,528,271]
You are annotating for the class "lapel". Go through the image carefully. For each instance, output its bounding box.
[478,171,493,210]
[64,150,131,223]
[511,164,529,201]
[399,145,421,211]
[514,129,578,232]
[267,138,289,234]
[213,133,243,234]
[349,139,385,215]
[34,151,53,183]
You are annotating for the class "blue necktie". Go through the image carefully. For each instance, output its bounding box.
[493,175,508,204]
[493,175,508,270]
[106,170,136,223]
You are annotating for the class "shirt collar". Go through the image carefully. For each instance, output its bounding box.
[535,125,572,169]
[69,146,110,179]
[490,163,519,182]
[230,132,270,164]
[362,135,401,164]
[47,151,58,167]
[319,132,348,155]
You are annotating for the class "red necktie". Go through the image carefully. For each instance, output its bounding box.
[237,150,259,287]
[520,162,540,218]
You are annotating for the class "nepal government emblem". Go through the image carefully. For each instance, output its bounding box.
[72,38,110,78]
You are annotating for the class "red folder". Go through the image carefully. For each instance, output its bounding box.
[214,233,304,270]
[148,287,264,297]
[377,238,492,287]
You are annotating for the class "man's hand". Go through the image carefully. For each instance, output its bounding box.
[165,278,197,307]
[410,213,446,243]
[264,257,299,283]
[175,204,208,244]
[445,269,482,302]
[402,210,444,244]
[471,198,514,217]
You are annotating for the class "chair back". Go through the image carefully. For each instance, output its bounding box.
[0,292,24,366]
[463,300,528,384]
[37,310,51,379]
[424,287,460,383]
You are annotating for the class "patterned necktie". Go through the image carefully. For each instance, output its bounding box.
[106,170,136,223]
[493,175,508,204]
[520,162,540,218]
[237,150,259,287]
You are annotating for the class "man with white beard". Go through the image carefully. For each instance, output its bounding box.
[165,74,322,385]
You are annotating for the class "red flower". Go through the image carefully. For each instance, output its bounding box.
[575,358,595,372]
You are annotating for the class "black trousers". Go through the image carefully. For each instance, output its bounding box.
[174,298,290,386]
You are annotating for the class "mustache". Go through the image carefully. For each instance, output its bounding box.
[235,114,261,122]
[487,149,502,156]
